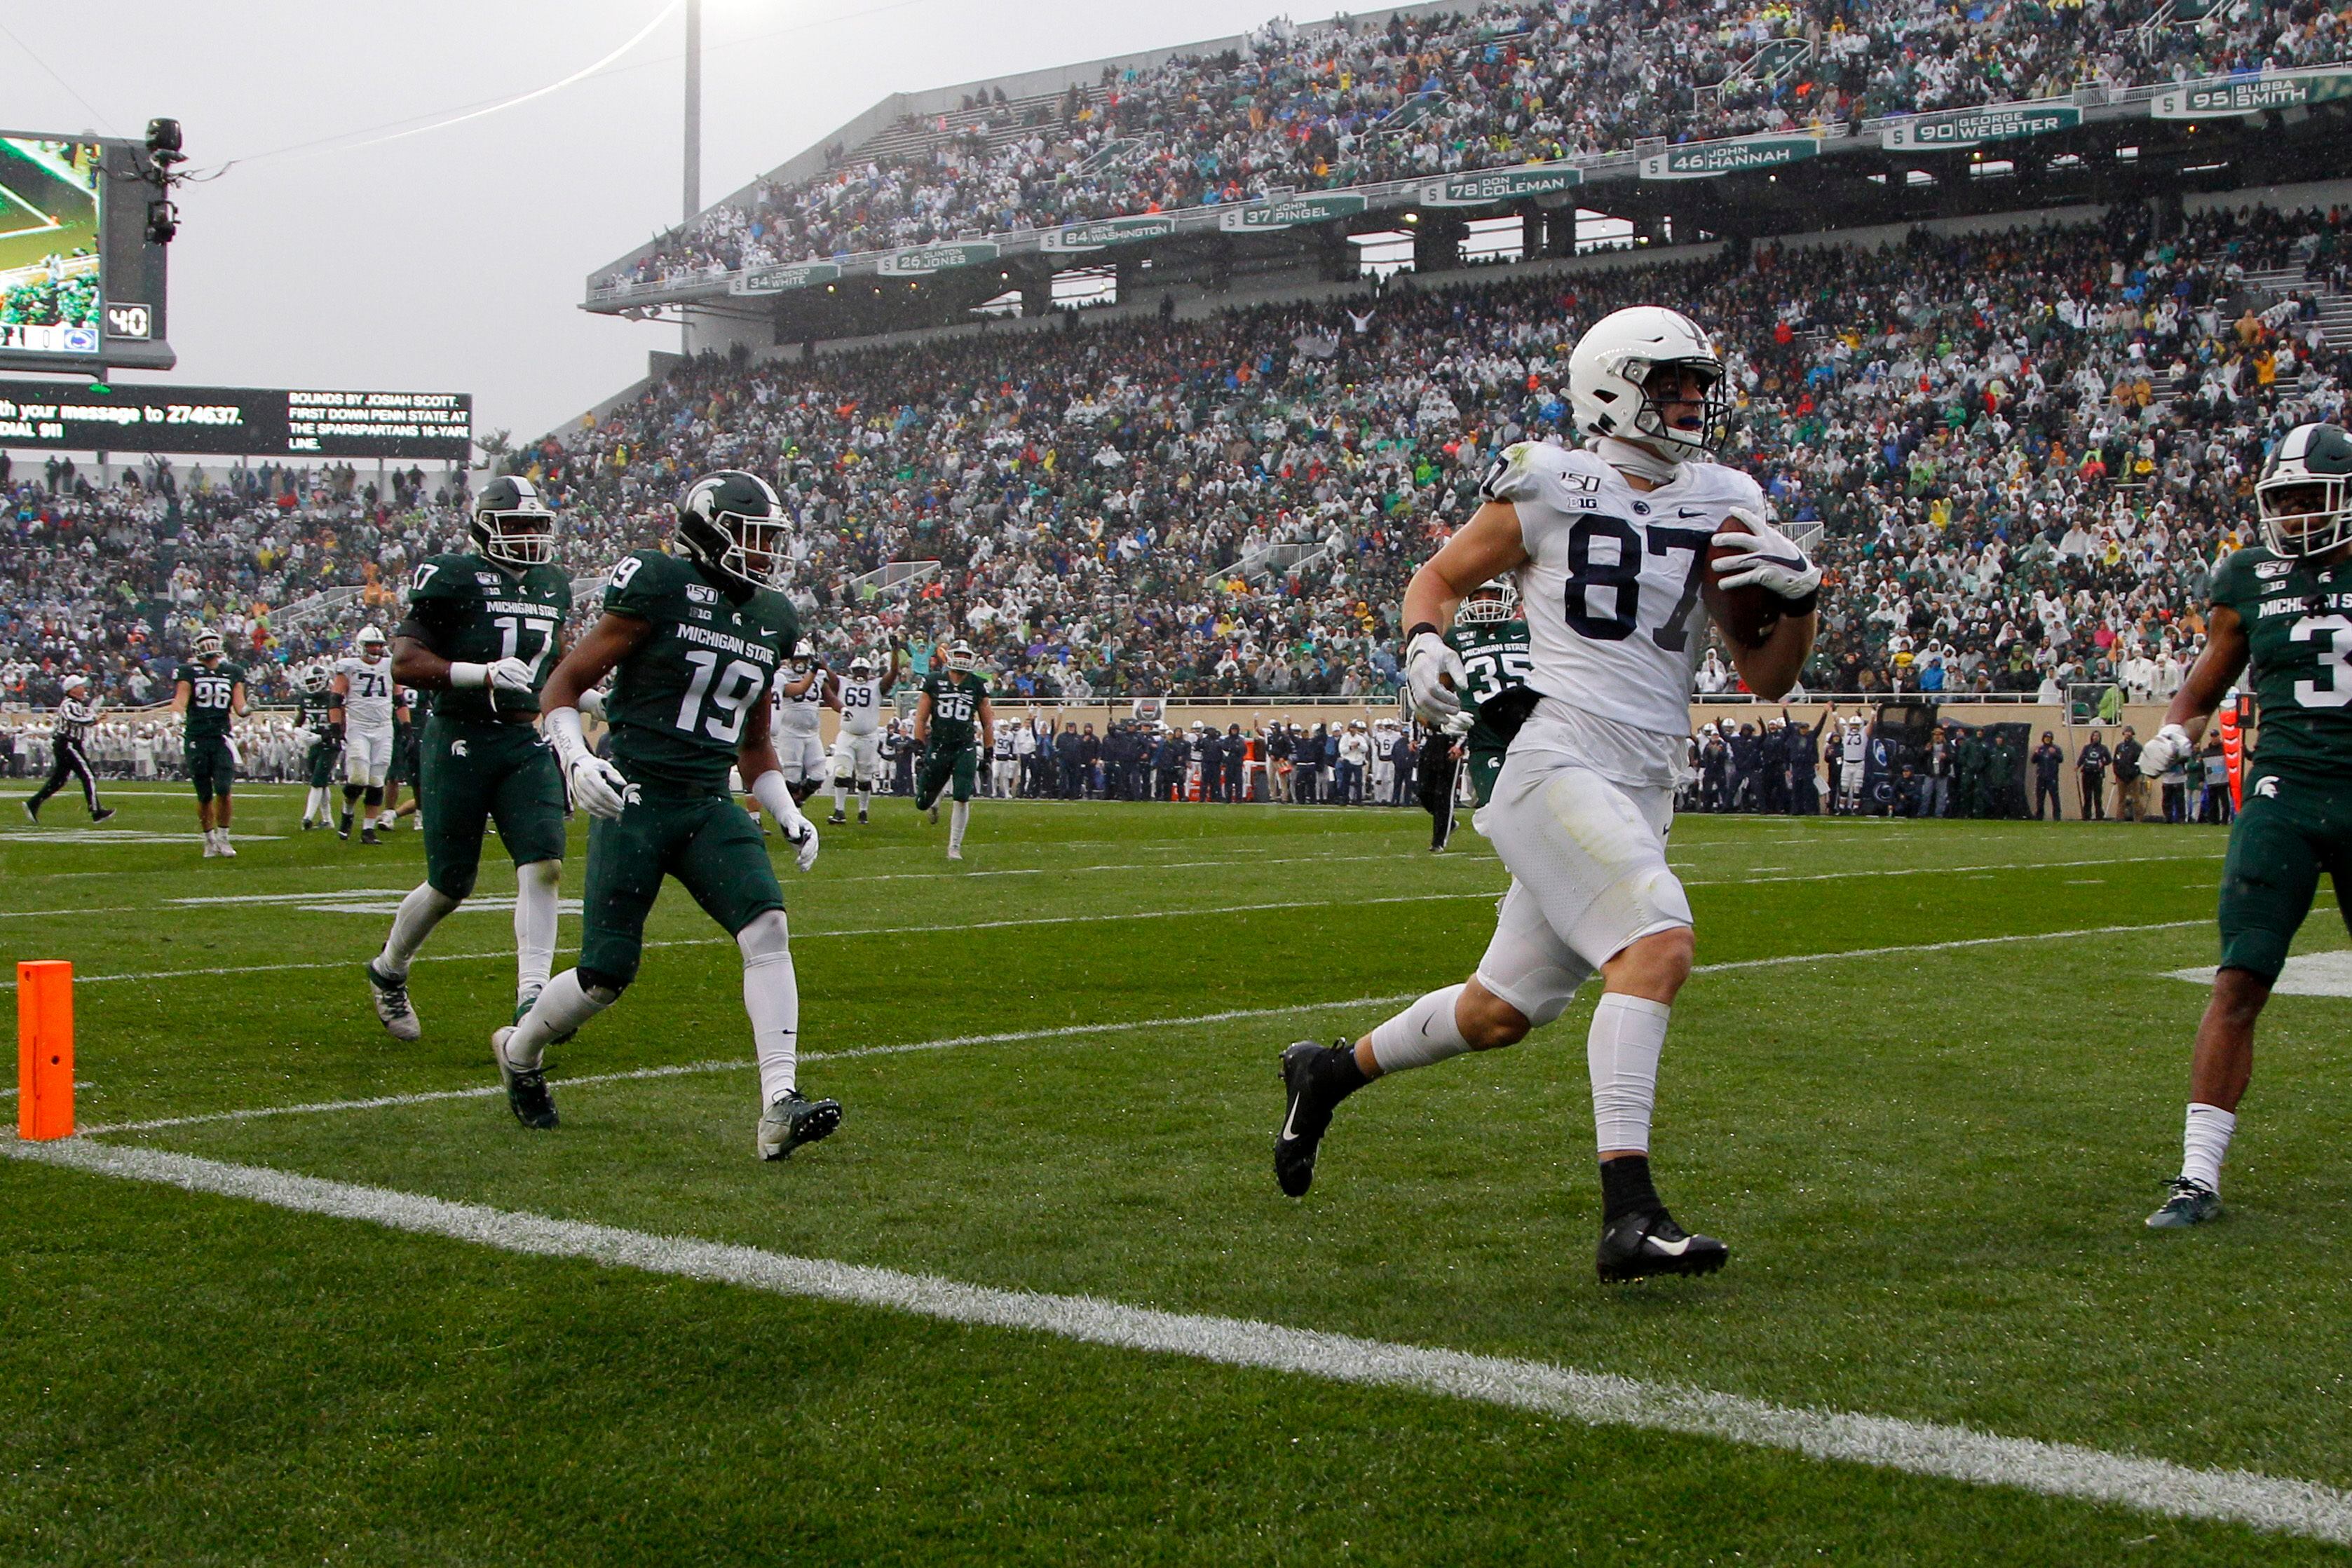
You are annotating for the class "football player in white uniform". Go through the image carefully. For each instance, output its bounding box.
[825,647,899,825]
[1273,306,1821,1284]
[770,639,829,803]
[333,625,408,845]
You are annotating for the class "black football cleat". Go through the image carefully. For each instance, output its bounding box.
[827,812,847,826]
[91,806,116,823]
[1275,1039,1360,1197]
[490,1027,559,1130]
[22,798,38,823]
[1597,1207,1729,1283]
[338,814,353,840]
[361,826,380,845]
[759,1089,842,1160]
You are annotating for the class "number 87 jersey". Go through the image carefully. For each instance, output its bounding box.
[600,548,801,793]
[1480,439,1768,737]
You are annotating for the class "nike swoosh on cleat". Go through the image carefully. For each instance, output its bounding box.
[1281,1098,1303,1143]
[1647,1235,1692,1256]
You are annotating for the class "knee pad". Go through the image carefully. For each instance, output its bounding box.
[735,908,791,962]
[365,786,384,807]
[576,967,630,1004]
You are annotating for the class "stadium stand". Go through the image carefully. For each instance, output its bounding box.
[599,0,2351,289]
[8,198,2346,717]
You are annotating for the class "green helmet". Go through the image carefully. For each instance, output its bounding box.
[2257,423,2352,558]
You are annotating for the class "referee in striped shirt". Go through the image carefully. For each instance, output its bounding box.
[22,675,116,823]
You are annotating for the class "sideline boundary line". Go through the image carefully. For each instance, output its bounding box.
[71,920,2215,1137]
[10,1135,2348,1545]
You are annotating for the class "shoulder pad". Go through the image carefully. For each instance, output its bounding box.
[1481,439,1599,504]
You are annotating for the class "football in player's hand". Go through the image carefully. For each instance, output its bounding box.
[1703,515,1776,649]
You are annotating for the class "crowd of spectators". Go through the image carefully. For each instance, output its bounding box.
[6,199,2348,723]
[604,0,2351,288]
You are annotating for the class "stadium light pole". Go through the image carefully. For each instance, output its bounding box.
[683,0,701,356]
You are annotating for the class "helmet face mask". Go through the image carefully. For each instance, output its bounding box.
[678,470,789,597]
[1570,306,1732,463]
[2257,425,2352,558]
[1457,580,1519,625]
[357,625,387,660]
[473,475,557,569]
[193,629,224,662]
[944,641,977,674]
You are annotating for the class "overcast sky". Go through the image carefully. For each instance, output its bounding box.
[27,0,1295,454]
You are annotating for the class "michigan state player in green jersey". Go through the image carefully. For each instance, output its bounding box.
[295,664,343,830]
[2139,423,2352,1227]
[360,475,574,1042]
[498,470,842,1161]
[170,628,247,858]
[913,639,993,861]
[1441,578,1535,822]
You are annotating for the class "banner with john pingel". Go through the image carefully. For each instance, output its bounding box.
[1040,214,1178,254]
[731,261,842,296]
[1217,193,1368,231]
[1418,163,1583,206]
[876,242,1001,278]
[1639,135,1820,181]
[2152,67,2352,119]
[1880,100,2081,151]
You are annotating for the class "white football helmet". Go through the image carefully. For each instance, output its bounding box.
[790,639,815,673]
[944,640,977,674]
[193,628,224,660]
[1568,306,1731,463]
[1457,579,1520,625]
[356,625,387,659]
[297,664,329,695]
[2257,422,2352,558]
[848,654,873,678]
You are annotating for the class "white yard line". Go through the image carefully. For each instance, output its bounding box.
[72,994,1425,1136]
[64,919,2230,1136]
[10,1136,2349,1545]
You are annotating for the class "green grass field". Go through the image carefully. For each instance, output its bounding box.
[4,782,2350,1564]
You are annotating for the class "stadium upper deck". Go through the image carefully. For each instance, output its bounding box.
[587,0,2352,346]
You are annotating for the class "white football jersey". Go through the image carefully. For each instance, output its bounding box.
[1482,440,1766,740]
[337,656,396,730]
[771,668,826,735]
[836,675,887,737]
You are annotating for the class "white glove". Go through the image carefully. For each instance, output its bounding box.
[751,770,818,871]
[1404,629,1467,727]
[1712,510,1822,603]
[487,657,536,697]
[548,705,630,820]
[2135,723,2195,778]
[576,686,608,720]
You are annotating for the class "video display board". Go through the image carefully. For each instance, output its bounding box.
[0,137,103,358]
[0,381,473,459]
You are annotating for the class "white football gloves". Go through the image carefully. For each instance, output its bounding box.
[548,704,631,820]
[2135,723,2196,779]
[1712,509,1822,603]
[1404,629,1468,728]
[751,769,820,871]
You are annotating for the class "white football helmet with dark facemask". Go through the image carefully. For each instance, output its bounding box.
[944,640,977,674]
[1568,306,1732,464]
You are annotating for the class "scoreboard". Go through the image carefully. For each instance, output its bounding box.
[0,381,473,460]
[0,132,174,374]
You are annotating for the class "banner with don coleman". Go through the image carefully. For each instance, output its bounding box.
[1639,135,1821,180]
[1418,163,1583,206]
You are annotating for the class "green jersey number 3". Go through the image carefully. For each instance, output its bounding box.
[676,650,768,742]
[2291,614,2352,708]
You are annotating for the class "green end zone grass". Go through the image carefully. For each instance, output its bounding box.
[4,785,2348,1563]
